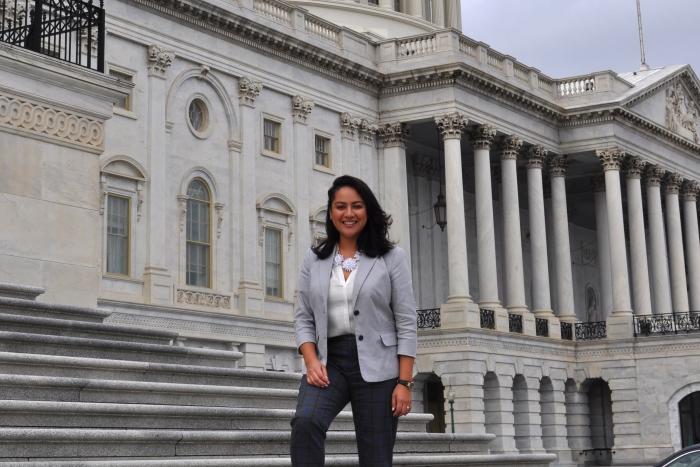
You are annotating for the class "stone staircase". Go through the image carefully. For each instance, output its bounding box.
[0,283,556,466]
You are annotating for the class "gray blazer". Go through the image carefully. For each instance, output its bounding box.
[294,246,417,383]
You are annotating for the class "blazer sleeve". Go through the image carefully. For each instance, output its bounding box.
[388,246,417,358]
[294,248,317,352]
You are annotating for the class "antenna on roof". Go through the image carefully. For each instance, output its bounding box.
[636,0,650,71]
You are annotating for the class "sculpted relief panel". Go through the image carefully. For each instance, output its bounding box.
[666,82,699,144]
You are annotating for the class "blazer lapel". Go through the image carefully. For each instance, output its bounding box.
[318,253,334,316]
[351,255,378,311]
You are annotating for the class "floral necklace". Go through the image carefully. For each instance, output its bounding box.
[334,250,360,272]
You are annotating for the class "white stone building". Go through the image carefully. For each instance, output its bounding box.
[1,0,700,465]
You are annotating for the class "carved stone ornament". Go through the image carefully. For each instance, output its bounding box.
[340,112,360,139]
[435,113,467,140]
[682,180,700,201]
[377,122,406,148]
[177,289,231,309]
[596,147,626,171]
[665,82,699,144]
[623,155,647,179]
[664,172,684,195]
[472,124,497,150]
[291,95,314,124]
[527,145,547,169]
[238,77,263,107]
[644,165,665,187]
[177,195,188,232]
[359,119,378,145]
[136,182,144,222]
[591,174,606,193]
[501,135,523,160]
[215,202,225,238]
[147,45,174,77]
[548,154,568,177]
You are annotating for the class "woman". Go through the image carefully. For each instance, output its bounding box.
[291,175,417,467]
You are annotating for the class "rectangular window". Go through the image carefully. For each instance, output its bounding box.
[106,195,130,275]
[264,228,283,298]
[263,119,281,154]
[186,196,211,288]
[109,68,133,111]
[315,134,331,168]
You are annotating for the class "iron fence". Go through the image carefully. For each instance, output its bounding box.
[417,308,440,329]
[535,318,549,337]
[508,313,523,333]
[560,322,573,340]
[480,308,495,330]
[575,321,607,340]
[634,312,700,337]
[0,0,105,71]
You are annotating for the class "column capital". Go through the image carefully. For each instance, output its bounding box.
[623,155,647,179]
[665,172,684,195]
[596,147,626,171]
[644,165,665,187]
[291,95,314,124]
[147,44,174,78]
[378,122,407,148]
[239,77,263,107]
[500,135,523,160]
[340,112,361,139]
[435,113,467,140]
[526,145,548,169]
[472,124,497,149]
[359,119,379,145]
[548,154,568,177]
[682,180,700,201]
[592,174,606,192]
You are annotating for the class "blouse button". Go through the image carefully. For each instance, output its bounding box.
[354,310,359,316]
[358,335,364,341]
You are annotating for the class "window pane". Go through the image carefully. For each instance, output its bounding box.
[315,135,330,167]
[109,70,133,110]
[106,195,129,275]
[186,180,211,287]
[186,243,210,287]
[264,119,280,153]
[265,228,282,297]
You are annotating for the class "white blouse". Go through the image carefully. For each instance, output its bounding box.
[327,264,357,338]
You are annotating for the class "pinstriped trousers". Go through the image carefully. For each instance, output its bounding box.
[290,334,399,467]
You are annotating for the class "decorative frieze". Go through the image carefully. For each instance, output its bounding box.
[358,119,378,145]
[645,165,665,187]
[340,112,360,139]
[147,45,174,77]
[0,91,104,151]
[596,147,626,171]
[377,122,406,148]
[177,194,187,232]
[682,180,700,201]
[665,172,684,195]
[623,155,647,179]
[472,124,497,149]
[665,81,699,144]
[291,95,314,124]
[527,145,547,169]
[435,113,467,140]
[215,202,225,238]
[176,289,231,309]
[548,154,568,177]
[238,77,263,107]
[500,135,523,160]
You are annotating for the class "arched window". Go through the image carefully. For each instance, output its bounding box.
[680,392,700,447]
[186,179,211,287]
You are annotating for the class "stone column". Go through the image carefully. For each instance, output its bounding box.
[665,172,690,313]
[405,0,423,17]
[682,181,700,311]
[549,155,576,322]
[645,165,673,315]
[596,148,632,339]
[624,156,652,316]
[445,0,462,29]
[237,77,264,316]
[144,44,174,305]
[472,125,501,308]
[432,0,445,26]
[340,112,360,177]
[378,0,395,10]
[358,120,379,192]
[378,123,411,263]
[592,176,613,320]
[291,96,315,267]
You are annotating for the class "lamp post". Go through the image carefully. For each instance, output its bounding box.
[446,388,455,433]
[434,127,447,231]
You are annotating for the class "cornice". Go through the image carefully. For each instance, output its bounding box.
[622,67,700,110]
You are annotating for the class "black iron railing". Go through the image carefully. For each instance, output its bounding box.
[0,0,105,71]
[535,318,549,337]
[560,322,573,340]
[575,321,607,340]
[480,308,495,330]
[417,308,440,329]
[634,312,700,337]
[508,313,523,333]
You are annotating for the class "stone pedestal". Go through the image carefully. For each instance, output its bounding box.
[606,313,634,339]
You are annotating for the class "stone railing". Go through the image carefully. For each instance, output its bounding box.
[557,75,596,96]
[305,15,340,44]
[458,36,478,57]
[486,51,505,71]
[575,321,607,340]
[513,63,530,84]
[253,0,292,25]
[634,312,700,337]
[397,34,438,57]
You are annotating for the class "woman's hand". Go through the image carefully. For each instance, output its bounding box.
[305,356,330,388]
[392,383,411,417]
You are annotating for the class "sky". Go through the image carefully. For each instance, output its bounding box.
[460,0,700,79]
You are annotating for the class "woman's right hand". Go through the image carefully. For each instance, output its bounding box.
[305,357,329,388]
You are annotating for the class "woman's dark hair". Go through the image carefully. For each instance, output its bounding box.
[313,175,393,259]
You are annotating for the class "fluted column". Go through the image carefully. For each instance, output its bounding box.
[549,155,576,320]
[624,156,652,316]
[592,176,612,320]
[500,136,527,311]
[405,0,423,17]
[645,165,673,314]
[435,114,471,303]
[472,125,501,307]
[665,172,689,313]
[596,148,632,314]
[682,181,700,311]
[526,147,553,318]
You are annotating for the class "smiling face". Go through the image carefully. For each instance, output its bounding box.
[330,186,368,244]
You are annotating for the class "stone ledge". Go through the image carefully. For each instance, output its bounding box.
[0,282,44,300]
[0,297,111,323]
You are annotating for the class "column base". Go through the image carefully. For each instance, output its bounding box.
[607,312,634,339]
[143,266,173,305]
[237,281,264,318]
[440,300,480,329]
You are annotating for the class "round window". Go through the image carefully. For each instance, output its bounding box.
[188,98,208,135]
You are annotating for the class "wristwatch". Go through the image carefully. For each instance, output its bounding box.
[397,379,414,390]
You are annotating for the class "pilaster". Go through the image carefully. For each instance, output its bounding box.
[514,376,545,453]
[484,374,517,453]
[358,119,379,192]
[292,96,314,271]
[340,112,361,176]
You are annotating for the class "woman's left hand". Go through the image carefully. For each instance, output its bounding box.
[392,384,412,417]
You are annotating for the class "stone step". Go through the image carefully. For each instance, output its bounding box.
[0,352,301,389]
[0,400,432,433]
[0,429,494,458]
[0,313,179,345]
[0,297,109,322]
[0,282,44,301]
[0,332,243,368]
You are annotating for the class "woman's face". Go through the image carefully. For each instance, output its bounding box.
[331,186,368,243]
